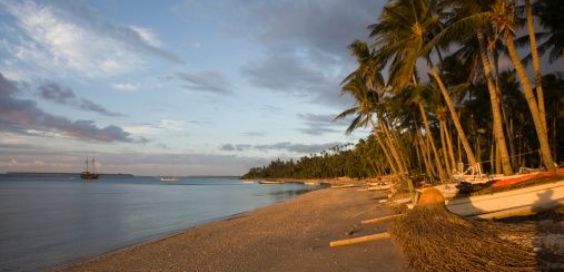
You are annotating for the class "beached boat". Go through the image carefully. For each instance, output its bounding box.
[80,156,99,180]
[259,180,284,184]
[446,178,564,218]
[241,180,256,184]
[160,176,179,182]
[433,167,564,198]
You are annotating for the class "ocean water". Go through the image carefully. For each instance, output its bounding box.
[0,175,320,271]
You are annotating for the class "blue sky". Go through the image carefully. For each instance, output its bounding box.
[0,0,382,175]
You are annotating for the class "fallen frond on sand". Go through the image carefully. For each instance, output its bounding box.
[388,190,538,271]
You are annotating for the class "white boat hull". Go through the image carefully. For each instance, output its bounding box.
[446,180,564,217]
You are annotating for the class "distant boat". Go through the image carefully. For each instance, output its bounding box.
[160,176,179,182]
[259,180,284,185]
[80,156,99,180]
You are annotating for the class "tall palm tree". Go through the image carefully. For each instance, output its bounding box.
[433,0,533,174]
[369,0,478,170]
[524,0,547,137]
[494,0,555,171]
[335,73,400,175]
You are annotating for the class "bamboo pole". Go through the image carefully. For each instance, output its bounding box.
[330,232,391,248]
[361,214,405,224]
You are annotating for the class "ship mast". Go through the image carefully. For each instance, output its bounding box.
[92,157,96,174]
[85,156,89,172]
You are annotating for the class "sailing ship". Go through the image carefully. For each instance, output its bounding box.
[80,156,99,180]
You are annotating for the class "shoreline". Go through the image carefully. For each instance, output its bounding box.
[52,188,321,271]
[57,188,405,272]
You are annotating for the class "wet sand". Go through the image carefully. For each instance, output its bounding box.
[59,188,405,272]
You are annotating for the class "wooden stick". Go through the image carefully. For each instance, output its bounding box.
[330,232,391,248]
[331,184,361,189]
[361,214,405,225]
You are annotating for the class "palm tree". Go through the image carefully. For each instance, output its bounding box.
[335,73,399,175]
[369,0,478,171]
[524,0,546,137]
[495,0,555,171]
[433,0,534,174]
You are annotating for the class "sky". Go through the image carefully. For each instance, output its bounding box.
[0,0,383,176]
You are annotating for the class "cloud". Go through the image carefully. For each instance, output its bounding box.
[242,52,326,92]
[220,141,342,154]
[111,82,140,91]
[242,51,350,107]
[232,0,382,107]
[129,25,163,48]
[231,0,382,58]
[297,113,347,135]
[124,119,190,135]
[177,71,233,95]
[0,0,181,78]
[242,131,266,137]
[0,145,268,176]
[0,73,134,142]
[38,82,123,117]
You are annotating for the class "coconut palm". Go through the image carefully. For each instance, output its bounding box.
[335,73,400,175]
[369,0,478,172]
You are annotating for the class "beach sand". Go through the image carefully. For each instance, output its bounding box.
[58,188,405,272]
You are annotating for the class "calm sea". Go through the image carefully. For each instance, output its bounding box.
[0,175,320,271]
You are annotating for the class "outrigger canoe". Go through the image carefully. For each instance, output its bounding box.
[446,178,564,218]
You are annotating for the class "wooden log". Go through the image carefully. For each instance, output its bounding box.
[329,232,391,248]
[331,184,361,189]
[361,214,405,225]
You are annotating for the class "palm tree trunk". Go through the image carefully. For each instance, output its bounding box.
[494,48,517,169]
[418,129,435,179]
[439,119,452,175]
[428,63,477,166]
[418,102,448,181]
[413,135,424,174]
[383,117,410,172]
[369,119,398,174]
[490,139,495,174]
[503,31,555,171]
[444,122,457,171]
[379,118,408,174]
[525,0,548,134]
[477,31,513,175]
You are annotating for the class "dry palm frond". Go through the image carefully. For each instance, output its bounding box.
[389,203,537,272]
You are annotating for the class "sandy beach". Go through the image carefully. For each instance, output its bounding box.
[58,188,405,272]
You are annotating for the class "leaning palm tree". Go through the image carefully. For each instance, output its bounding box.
[339,40,409,175]
[335,73,399,176]
[369,0,478,172]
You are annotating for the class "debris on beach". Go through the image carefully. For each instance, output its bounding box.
[388,189,537,271]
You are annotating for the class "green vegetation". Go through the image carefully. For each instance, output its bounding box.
[244,0,563,182]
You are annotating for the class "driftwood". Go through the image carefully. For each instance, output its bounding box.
[361,214,405,225]
[329,232,391,248]
[331,184,361,189]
